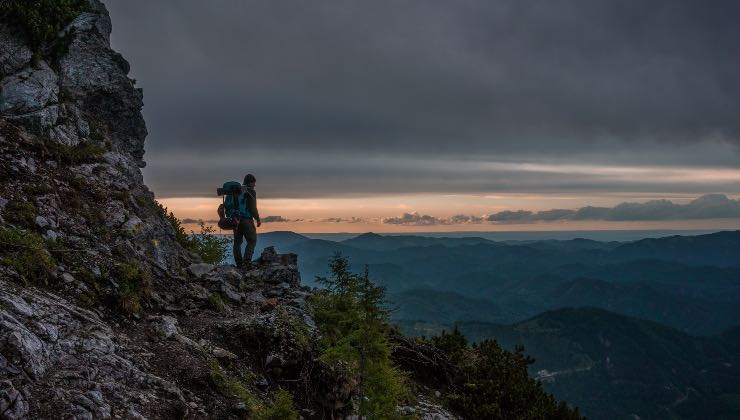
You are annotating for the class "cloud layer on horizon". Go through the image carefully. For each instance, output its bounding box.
[383,194,740,226]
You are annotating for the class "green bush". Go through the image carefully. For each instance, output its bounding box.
[157,202,190,248]
[210,358,299,419]
[256,389,300,420]
[47,141,109,166]
[2,200,37,228]
[0,226,56,284]
[1,0,91,62]
[208,292,225,312]
[189,221,230,265]
[209,359,265,413]
[112,260,151,315]
[310,255,411,417]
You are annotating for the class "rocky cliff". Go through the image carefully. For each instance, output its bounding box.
[0,2,457,419]
[1,0,186,283]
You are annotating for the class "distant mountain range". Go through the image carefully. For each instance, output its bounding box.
[257,230,740,335]
[251,230,740,419]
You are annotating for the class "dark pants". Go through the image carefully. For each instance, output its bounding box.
[233,218,257,266]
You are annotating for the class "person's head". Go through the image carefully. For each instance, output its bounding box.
[243,173,256,186]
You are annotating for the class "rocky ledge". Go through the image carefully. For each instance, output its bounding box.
[0,247,308,419]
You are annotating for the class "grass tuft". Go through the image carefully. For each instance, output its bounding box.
[0,227,56,284]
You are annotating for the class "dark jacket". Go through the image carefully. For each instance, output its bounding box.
[240,186,260,222]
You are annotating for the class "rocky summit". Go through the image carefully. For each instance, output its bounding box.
[0,1,460,419]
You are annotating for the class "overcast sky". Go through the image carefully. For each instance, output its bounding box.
[105,0,740,229]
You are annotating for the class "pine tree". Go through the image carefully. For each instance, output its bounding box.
[311,254,409,417]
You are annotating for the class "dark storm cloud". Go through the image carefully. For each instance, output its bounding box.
[143,152,740,198]
[105,0,740,197]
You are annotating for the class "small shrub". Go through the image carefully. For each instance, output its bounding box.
[46,141,108,166]
[256,389,299,420]
[189,221,230,264]
[25,183,54,196]
[2,200,37,228]
[88,120,106,142]
[80,205,106,227]
[136,194,152,209]
[156,202,229,264]
[112,261,151,315]
[156,202,191,248]
[276,306,312,354]
[209,359,265,413]
[0,227,56,284]
[0,0,91,62]
[74,267,100,291]
[111,190,130,203]
[208,292,225,312]
[68,174,87,190]
[210,358,299,420]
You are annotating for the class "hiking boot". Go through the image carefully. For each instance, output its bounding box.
[236,261,253,271]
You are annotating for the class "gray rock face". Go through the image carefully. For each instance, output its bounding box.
[0,279,183,418]
[0,62,59,119]
[59,2,147,164]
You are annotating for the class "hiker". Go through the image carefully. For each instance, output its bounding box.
[233,174,261,268]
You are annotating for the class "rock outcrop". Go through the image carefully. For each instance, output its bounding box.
[1,0,188,287]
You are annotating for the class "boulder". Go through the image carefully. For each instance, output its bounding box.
[151,315,179,339]
[212,347,237,361]
[257,246,298,267]
[35,215,49,229]
[187,263,214,278]
[0,62,58,117]
[121,215,143,232]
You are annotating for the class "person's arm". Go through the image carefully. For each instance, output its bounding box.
[248,189,261,225]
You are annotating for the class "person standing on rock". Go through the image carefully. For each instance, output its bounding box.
[234,173,261,268]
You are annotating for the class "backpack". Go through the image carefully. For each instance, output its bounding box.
[217,181,242,230]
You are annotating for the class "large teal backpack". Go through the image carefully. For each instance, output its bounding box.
[222,181,241,216]
[217,181,242,229]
